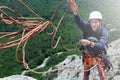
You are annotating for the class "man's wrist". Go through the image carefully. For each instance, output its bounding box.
[89,41,92,46]
[90,42,95,48]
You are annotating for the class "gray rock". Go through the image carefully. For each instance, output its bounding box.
[0,75,37,80]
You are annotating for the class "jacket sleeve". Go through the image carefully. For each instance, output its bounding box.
[94,27,108,51]
[74,14,88,32]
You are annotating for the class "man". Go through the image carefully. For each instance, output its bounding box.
[67,0,108,80]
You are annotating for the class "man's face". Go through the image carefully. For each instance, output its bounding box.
[90,19,101,32]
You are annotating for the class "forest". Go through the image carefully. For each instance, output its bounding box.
[0,0,120,79]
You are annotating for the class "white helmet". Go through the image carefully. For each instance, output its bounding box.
[89,11,102,20]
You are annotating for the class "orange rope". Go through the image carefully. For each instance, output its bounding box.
[0,0,82,74]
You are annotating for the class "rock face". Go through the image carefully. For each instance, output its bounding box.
[55,55,84,80]
[0,75,37,80]
[107,39,120,69]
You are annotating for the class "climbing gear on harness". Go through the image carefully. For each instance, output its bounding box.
[101,50,113,71]
[83,53,105,68]
[83,53,106,80]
